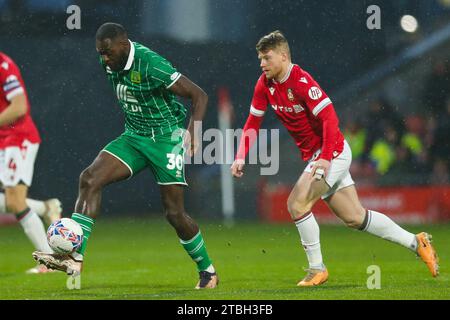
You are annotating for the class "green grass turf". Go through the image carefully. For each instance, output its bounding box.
[0,217,448,300]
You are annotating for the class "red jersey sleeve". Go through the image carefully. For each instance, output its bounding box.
[295,70,339,161]
[0,59,24,102]
[235,76,268,160]
[235,113,264,160]
[249,75,268,117]
[294,70,332,117]
[315,105,340,161]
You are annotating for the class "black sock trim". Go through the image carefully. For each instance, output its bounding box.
[15,207,31,221]
[294,211,313,224]
[359,209,371,231]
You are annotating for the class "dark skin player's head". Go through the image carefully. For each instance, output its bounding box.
[95,23,130,72]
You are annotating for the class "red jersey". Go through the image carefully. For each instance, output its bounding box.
[0,52,41,148]
[248,64,344,161]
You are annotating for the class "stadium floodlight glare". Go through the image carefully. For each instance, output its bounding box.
[400,15,419,33]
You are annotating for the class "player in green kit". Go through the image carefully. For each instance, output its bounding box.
[33,23,218,289]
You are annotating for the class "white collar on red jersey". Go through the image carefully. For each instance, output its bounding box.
[273,63,294,84]
[123,40,135,71]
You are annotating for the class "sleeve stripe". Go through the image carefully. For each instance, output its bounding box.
[3,80,21,91]
[151,75,166,83]
[166,72,181,89]
[6,87,24,101]
[312,97,332,116]
[250,105,265,117]
[153,67,172,76]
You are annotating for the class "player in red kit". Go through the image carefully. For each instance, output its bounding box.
[0,52,62,273]
[231,31,439,286]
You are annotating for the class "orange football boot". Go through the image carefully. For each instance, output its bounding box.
[416,232,439,277]
[297,268,329,287]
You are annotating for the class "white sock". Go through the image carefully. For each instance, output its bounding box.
[18,209,53,253]
[294,212,325,270]
[0,193,5,212]
[361,210,417,251]
[25,198,47,217]
[71,251,84,262]
[0,192,47,217]
[205,264,215,273]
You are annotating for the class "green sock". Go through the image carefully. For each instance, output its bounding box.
[71,213,95,256]
[180,231,213,272]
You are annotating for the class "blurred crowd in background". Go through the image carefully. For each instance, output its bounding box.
[0,0,449,217]
[344,59,450,186]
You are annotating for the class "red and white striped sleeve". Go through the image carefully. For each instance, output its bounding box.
[0,59,24,102]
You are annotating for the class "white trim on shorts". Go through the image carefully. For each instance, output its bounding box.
[157,181,188,186]
[101,149,134,178]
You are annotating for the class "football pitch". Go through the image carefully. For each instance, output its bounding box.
[0,217,448,300]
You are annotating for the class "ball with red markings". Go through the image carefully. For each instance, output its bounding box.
[47,218,83,254]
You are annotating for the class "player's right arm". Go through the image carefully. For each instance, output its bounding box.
[0,61,27,127]
[0,93,27,126]
[231,76,268,178]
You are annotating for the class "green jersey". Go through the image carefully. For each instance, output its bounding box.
[101,40,187,138]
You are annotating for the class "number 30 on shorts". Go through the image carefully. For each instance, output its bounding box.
[166,153,183,170]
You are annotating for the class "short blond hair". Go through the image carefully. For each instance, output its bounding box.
[256,30,290,58]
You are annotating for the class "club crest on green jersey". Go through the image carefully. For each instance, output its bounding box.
[131,71,141,83]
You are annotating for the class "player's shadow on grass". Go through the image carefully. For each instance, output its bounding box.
[56,281,362,299]
[225,277,361,291]
[58,283,195,298]
[0,273,17,278]
[216,285,361,295]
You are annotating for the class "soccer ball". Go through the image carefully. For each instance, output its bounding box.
[47,218,83,254]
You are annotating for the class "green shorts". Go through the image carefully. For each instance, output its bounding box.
[102,131,187,186]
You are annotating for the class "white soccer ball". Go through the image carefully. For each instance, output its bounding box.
[47,218,83,254]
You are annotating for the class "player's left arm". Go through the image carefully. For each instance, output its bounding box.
[313,105,340,178]
[147,53,208,156]
[296,74,339,178]
[169,75,208,156]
